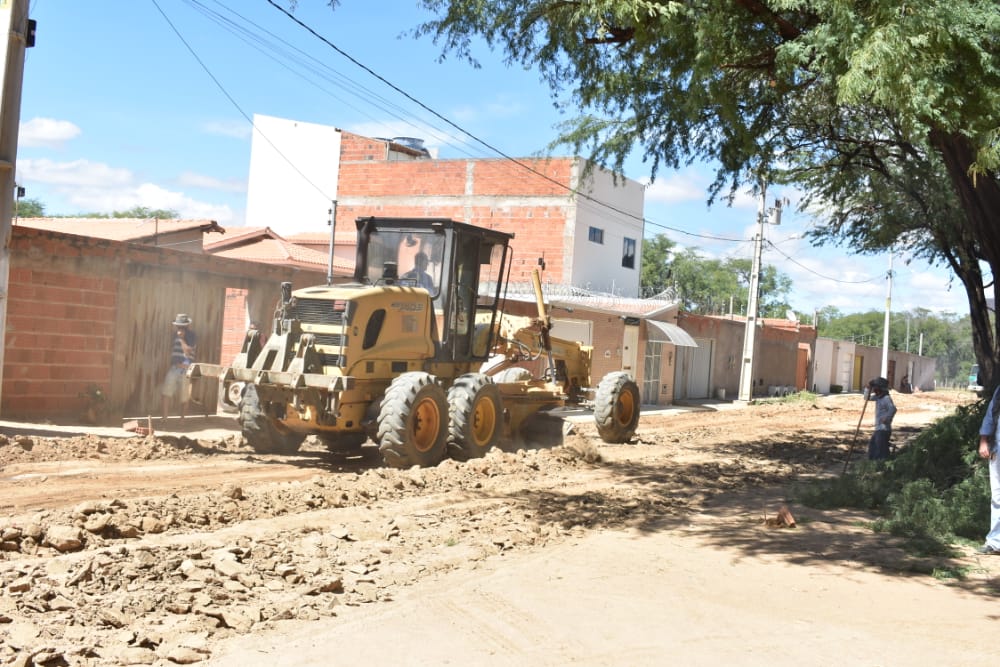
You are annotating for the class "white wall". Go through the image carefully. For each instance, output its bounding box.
[569,161,645,297]
[246,114,341,236]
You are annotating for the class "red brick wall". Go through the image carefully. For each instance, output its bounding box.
[222,288,249,364]
[335,131,576,285]
[4,264,117,417]
[4,227,328,422]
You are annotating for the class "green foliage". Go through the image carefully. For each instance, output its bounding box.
[15,198,44,217]
[794,463,896,511]
[410,0,1000,394]
[76,206,180,219]
[640,234,674,295]
[640,234,793,316]
[796,399,991,550]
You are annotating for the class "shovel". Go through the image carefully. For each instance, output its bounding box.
[842,393,869,474]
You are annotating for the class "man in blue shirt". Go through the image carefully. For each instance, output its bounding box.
[161,314,197,420]
[977,385,1000,555]
[402,252,435,292]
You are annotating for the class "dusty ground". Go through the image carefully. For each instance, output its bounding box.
[1,390,998,666]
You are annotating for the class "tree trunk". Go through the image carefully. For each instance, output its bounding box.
[930,130,1000,391]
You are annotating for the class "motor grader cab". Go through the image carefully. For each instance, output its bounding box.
[189,216,640,468]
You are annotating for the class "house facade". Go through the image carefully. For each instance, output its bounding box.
[674,313,817,400]
[813,337,936,394]
[245,114,646,298]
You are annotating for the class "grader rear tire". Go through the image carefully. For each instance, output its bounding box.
[239,385,306,455]
[377,372,449,468]
[594,371,640,443]
[447,373,503,461]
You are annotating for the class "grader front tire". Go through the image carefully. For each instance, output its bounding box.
[377,372,449,468]
[447,373,503,461]
[239,385,306,455]
[594,372,640,443]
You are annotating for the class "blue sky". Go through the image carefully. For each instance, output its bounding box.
[16,0,967,320]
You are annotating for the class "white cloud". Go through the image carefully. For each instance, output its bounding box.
[202,120,252,140]
[642,173,705,204]
[19,118,81,148]
[65,183,235,223]
[18,158,237,223]
[19,158,132,187]
[177,171,246,193]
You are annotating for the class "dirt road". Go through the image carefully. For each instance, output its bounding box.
[1,391,998,666]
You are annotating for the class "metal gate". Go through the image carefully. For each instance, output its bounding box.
[642,341,662,404]
[674,338,712,400]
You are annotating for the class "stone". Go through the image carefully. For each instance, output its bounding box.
[118,647,157,664]
[73,501,100,516]
[221,607,258,633]
[8,576,31,593]
[140,515,167,534]
[83,513,111,533]
[212,558,246,579]
[163,646,208,664]
[221,483,244,500]
[42,525,83,552]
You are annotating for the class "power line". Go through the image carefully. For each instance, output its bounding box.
[262,0,746,244]
[150,0,333,202]
[183,0,491,162]
[765,239,879,284]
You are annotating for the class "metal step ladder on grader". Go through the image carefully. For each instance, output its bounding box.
[189,216,640,467]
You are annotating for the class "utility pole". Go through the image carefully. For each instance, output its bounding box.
[737,181,781,402]
[880,252,893,378]
[326,199,337,286]
[0,0,32,414]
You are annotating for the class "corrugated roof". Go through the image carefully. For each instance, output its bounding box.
[203,226,280,251]
[284,231,331,245]
[210,237,353,272]
[17,217,224,241]
[501,283,677,318]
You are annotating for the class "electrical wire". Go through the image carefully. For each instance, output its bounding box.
[765,239,880,284]
[182,0,489,161]
[262,0,747,243]
[150,0,333,202]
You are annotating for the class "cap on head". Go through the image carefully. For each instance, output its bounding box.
[172,314,192,327]
[869,376,889,391]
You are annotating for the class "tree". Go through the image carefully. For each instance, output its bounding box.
[71,206,179,219]
[640,235,793,317]
[15,198,43,217]
[410,2,1000,388]
[639,234,674,296]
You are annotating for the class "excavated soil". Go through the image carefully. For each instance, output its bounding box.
[1,391,998,666]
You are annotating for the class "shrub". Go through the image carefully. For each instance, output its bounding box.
[796,397,991,546]
[830,384,843,394]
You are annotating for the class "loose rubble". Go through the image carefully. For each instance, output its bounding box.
[0,392,973,665]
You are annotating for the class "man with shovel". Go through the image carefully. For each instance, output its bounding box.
[866,377,896,461]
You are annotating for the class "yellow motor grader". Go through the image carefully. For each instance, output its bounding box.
[188,216,640,467]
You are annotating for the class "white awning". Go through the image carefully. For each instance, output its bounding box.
[644,320,698,347]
